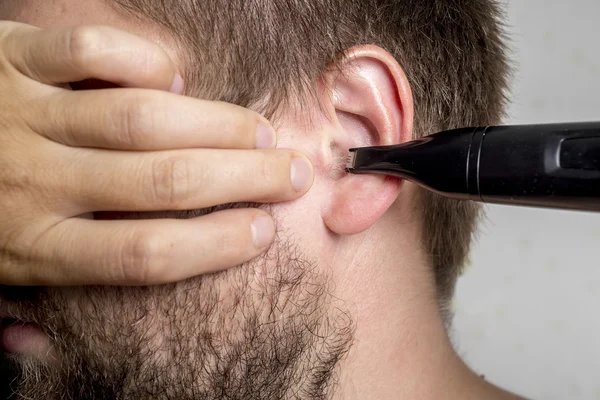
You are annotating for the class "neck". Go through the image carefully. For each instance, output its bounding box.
[329,201,521,400]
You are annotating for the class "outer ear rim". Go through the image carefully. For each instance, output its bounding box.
[322,45,415,236]
[342,45,415,144]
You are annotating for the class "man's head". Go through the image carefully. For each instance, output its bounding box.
[1,0,509,398]
[106,0,509,306]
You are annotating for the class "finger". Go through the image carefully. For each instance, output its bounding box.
[1,22,182,92]
[3,209,275,286]
[60,148,314,214]
[32,89,276,150]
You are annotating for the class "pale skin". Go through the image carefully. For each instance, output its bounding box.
[0,18,316,286]
[0,0,527,399]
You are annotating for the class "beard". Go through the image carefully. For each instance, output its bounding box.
[0,206,354,400]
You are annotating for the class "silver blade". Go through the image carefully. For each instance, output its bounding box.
[346,151,357,170]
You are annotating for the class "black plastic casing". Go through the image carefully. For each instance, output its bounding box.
[348,122,600,212]
[349,128,474,199]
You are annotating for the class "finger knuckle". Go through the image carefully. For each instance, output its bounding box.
[66,26,101,73]
[37,94,71,142]
[0,154,36,195]
[120,232,165,284]
[0,232,18,269]
[0,23,33,69]
[0,225,34,285]
[150,156,192,208]
[121,94,156,148]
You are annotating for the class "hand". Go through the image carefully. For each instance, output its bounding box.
[0,22,314,286]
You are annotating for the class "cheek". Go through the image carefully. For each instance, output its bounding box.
[271,176,337,261]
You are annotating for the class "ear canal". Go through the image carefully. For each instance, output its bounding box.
[321,45,414,235]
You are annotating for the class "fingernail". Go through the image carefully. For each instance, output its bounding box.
[256,123,277,149]
[169,73,185,94]
[251,215,275,249]
[290,156,314,192]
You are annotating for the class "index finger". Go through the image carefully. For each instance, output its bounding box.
[1,22,182,92]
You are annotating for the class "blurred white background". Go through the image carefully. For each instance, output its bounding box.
[453,1,600,399]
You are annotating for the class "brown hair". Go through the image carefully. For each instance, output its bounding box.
[111,0,510,308]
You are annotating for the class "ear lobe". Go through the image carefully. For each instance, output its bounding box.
[325,174,403,235]
[322,45,414,235]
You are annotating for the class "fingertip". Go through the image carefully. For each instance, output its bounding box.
[290,154,315,193]
[169,73,185,94]
[256,122,277,149]
[251,213,276,249]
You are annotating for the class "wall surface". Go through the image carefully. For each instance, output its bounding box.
[453,1,600,399]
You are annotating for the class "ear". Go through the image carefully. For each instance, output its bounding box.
[321,45,414,235]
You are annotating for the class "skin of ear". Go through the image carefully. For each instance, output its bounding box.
[318,45,415,235]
